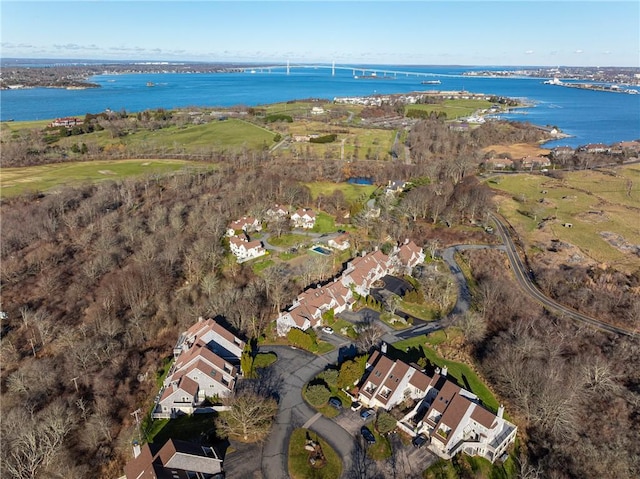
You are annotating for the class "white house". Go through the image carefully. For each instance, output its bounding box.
[291,208,316,229]
[392,239,426,275]
[265,204,289,220]
[227,216,261,236]
[357,350,431,410]
[152,319,244,419]
[228,236,267,262]
[328,233,350,251]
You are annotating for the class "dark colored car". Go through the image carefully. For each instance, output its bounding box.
[412,434,428,448]
[328,397,342,410]
[360,408,375,421]
[361,426,376,444]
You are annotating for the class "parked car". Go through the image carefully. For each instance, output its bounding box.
[412,434,428,448]
[350,401,362,411]
[360,426,376,444]
[322,326,334,335]
[360,408,375,421]
[328,397,342,410]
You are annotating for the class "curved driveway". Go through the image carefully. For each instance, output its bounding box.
[261,345,354,479]
[489,212,638,338]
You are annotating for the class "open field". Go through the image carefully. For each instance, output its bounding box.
[0,159,208,197]
[405,98,493,119]
[482,142,551,158]
[487,165,640,272]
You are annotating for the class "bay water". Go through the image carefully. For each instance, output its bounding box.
[1,65,638,148]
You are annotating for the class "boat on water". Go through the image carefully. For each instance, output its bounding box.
[146,82,155,87]
[421,80,441,84]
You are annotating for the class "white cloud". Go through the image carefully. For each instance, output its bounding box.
[525,50,534,55]
[575,49,584,54]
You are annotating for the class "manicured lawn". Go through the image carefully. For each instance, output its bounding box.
[390,337,499,412]
[398,299,441,321]
[316,341,335,355]
[312,212,337,233]
[0,159,208,198]
[146,413,217,445]
[288,428,343,479]
[379,312,413,330]
[253,352,278,369]
[269,233,310,248]
[405,99,493,120]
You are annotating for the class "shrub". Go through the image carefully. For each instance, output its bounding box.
[317,369,339,388]
[287,327,318,352]
[306,383,331,407]
[309,134,337,144]
[265,114,293,123]
[376,411,397,434]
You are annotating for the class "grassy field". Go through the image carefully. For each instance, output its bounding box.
[405,99,493,120]
[487,165,640,272]
[0,159,208,198]
[288,428,343,479]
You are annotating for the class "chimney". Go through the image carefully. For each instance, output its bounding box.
[498,404,504,419]
[381,342,387,354]
[435,367,441,375]
[404,238,410,245]
[441,366,448,377]
[133,441,141,458]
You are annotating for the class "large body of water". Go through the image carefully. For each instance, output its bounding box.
[1,65,639,148]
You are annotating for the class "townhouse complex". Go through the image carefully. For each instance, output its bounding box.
[356,350,517,463]
[276,240,425,336]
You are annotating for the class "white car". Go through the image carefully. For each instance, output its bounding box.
[322,326,334,334]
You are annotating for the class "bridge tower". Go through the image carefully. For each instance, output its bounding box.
[286,60,290,75]
[332,61,335,77]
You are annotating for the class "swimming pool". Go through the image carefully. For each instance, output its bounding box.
[311,246,332,255]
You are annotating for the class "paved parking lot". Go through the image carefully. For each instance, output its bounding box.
[334,408,437,477]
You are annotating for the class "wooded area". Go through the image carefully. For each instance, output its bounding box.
[1,114,638,478]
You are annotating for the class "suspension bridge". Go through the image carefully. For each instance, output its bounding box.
[240,61,455,79]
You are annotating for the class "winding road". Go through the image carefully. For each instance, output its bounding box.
[489,212,638,338]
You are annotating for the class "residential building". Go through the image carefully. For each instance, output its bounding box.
[265,204,289,220]
[49,117,82,128]
[226,216,261,236]
[152,319,244,419]
[228,236,266,262]
[484,158,514,170]
[291,208,316,229]
[357,350,517,464]
[276,241,424,335]
[328,233,350,251]
[385,180,407,195]
[125,438,224,479]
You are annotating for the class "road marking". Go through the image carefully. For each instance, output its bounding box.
[302,412,322,429]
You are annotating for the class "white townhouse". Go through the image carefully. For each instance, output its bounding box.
[152,319,245,419]
[328,233,350,251]
[291,208,316,229]
[276,241,425,336]
[228,236,267,262]
[227,216,262,236]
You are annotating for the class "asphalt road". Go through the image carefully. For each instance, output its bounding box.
[260,345,355,479]
[489,212,638,338]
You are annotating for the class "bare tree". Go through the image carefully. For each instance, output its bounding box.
[215,391,278,442]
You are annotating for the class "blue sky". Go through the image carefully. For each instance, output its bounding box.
[1,1,638,66]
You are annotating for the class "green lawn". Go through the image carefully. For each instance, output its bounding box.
[145,413,217,445]
[0,159,208,198]
[405,99,493,120]
[268,233,310,248]
[252,258,275,274]
[253,351,278,369]
[389,337,499,412]
[288,428,343,479]
[367,429,392,460]
[398,299,441,321]
[312,212,337,233]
